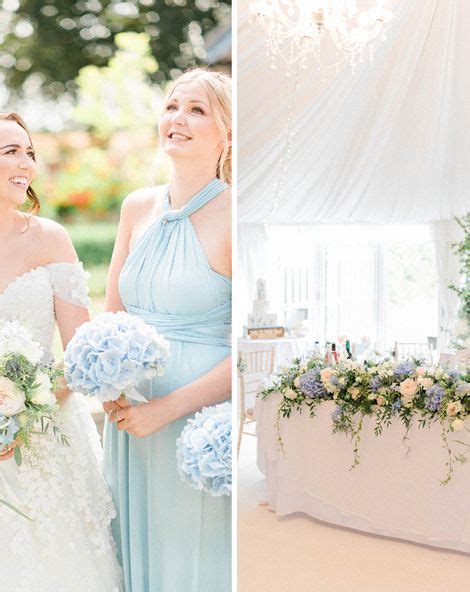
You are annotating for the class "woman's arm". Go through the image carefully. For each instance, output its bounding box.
[44,221,90,402]
[110,355,231,437]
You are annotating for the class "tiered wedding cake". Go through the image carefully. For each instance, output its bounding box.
[248,279,278,328]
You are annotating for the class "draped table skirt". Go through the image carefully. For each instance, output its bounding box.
[256,393,470,553]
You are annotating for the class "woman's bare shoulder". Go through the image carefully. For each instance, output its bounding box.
[120,186,167,227]
[28,215,77,264]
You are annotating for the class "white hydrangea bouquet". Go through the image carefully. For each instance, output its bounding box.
[176,402,232,497]
[64,311,170,403]
[0,320,63,517]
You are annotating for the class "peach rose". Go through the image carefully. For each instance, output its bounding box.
[320,368,334,383]
[399,378,417,404]
[446,401,463,417]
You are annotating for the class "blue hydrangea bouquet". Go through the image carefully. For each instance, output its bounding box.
[64,311,170,403]
[176,402,232,497]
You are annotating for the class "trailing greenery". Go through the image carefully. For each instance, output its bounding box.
[449,214,470,349]
[262,355,470,484]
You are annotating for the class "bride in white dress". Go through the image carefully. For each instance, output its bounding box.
[0,113,123,591]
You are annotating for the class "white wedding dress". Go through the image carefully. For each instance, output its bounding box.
[0,263,123,592]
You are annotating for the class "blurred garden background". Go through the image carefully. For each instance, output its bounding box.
[0,0,231,312]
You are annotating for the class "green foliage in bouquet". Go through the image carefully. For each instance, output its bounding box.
[0,353,65,462]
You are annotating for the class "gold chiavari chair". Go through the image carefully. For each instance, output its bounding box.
[237,347,275,456]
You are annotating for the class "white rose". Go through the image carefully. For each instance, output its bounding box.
[451,418,465,432]
[417,376,434,390]
[0,377,26,416]
[320,368,334,383]
[434,367,443,380]
[376,395,386,406]
[294,376,301,388]
[446,401,463,417]
[283,388,298,400]
[299,363,308,374]
[31,372,56,406]
[399,378,417,404]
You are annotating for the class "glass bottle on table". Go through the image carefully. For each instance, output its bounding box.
[331,343,338,363]
[324,342,331,365]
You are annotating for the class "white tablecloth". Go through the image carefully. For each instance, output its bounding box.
[257,393,470,553]
[237,336,315,369]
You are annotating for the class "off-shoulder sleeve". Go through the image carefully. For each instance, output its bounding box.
[44,262,92,309]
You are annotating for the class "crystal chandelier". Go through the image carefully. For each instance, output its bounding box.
[249,0,393,73]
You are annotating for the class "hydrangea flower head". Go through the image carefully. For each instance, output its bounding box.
[177,402,231,497]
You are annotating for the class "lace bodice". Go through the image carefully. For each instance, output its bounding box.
[0,263,90,362]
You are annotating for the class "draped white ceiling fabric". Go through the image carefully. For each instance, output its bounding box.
[238,0,470,225]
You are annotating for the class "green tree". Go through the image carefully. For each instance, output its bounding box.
[0,0,230,97]
[73,32,161,138]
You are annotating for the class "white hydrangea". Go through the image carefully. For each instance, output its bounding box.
[0,320,43,364]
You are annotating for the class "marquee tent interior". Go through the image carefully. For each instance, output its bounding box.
[238,0,469,352]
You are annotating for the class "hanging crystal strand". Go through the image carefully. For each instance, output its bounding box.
[265,55,302,224]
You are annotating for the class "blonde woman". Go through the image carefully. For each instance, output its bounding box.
[103,69,231,591]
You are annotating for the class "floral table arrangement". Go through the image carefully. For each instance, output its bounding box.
[262,356,470,484]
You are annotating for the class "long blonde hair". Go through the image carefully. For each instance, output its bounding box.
[164,68,232,184]
[0,112,40,213]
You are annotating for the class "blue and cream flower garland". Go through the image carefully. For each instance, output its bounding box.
[262,356,470,484]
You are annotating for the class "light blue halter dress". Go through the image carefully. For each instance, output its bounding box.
[103,178,231,592]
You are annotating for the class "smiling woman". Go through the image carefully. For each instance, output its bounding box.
[0,111,123,591]
[0,113,38,213]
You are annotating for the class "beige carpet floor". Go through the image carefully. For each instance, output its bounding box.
[238,435,470,592]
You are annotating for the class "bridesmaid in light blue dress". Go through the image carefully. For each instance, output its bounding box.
[103,69,232,592]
